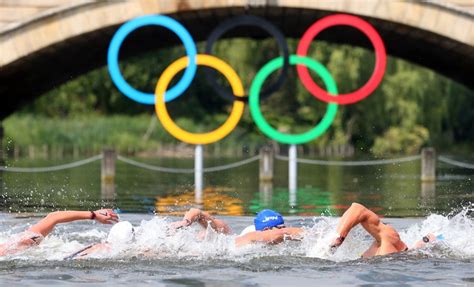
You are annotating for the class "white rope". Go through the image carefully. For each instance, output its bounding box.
[0,154,102,173]
[117,155,259,174]
[117,155,194,173]
[274,154,421,166]
[202,155,259,172]
[438,156,474,169]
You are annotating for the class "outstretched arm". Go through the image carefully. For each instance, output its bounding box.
[331,203,382,248]
[0,209,118,256]
[235,227,303,247]
[170,208,231,234]
[28,209,119,237]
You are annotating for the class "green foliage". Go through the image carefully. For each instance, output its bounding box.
[372,125,430,156]
[2,114,267,155]
[8,39,474,156]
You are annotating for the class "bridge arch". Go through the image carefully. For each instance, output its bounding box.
[1,0,473,119]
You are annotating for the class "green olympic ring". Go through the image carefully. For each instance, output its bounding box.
[249,55,338,145]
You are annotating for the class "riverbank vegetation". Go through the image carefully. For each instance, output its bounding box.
[3,39,473,158]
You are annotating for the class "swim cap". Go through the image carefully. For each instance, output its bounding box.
[107,221,135,245]
[435,234,445,241]
[254,209,284,231]
[239,225,256,236]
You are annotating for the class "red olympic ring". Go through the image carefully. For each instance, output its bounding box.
[296,14,386,105]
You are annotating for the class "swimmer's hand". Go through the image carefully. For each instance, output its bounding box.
[169,208,202,230]
[169,219,192,230]
[329,235,345,253]
[93,209,119,224]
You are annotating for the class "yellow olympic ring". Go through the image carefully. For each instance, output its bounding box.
[155,54,245,144]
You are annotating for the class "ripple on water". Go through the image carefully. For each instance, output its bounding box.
[0,208,473,286]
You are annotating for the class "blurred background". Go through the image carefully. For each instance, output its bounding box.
[0,0,473,216]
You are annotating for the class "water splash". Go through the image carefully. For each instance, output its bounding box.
[303,204,474,261]
[400,204,474,259]
[1,206,473,262]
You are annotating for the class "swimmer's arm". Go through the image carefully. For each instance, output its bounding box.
[29,209,118,237]
[331,202,382,248]
[72,243,110,259]
[235,228,303,247]
[196,211,232,234]
[171,208,231,234]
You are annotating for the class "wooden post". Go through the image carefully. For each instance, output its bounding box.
[101,149,116,200]
[421,148,436,182]
[259,146,274,182]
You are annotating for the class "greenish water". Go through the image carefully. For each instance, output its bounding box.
[1,155,473,217]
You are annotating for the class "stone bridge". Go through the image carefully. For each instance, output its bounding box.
[1,0,473,120]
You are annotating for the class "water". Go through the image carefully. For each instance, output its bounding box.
[0,156,473,285]
[0,210,473,286]
[1,156,473,216]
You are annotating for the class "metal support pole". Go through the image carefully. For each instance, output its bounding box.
[259,146,274,182]
[101,149,116,200]
[289,144,297,209]
[421,147,436,182]
[195,144,203,203]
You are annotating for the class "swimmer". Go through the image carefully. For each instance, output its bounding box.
[330,202,443,258]
[64,220,135,259]
[170,208,303,246]
[0,209,118,256]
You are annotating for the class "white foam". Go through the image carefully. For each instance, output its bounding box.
[1,207,473,262]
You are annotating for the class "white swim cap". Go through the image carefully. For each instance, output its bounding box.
[107,221,135,245]
[239,225,256,236]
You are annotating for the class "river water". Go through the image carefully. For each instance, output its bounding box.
[1,155,473,216]
[0,212,473,286]
[0,155,473,285]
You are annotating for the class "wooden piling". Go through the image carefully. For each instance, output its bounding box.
[259,146,274,182]
[421,147,436,182]
[101,149,116,200]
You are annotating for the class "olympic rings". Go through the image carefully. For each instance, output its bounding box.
[297,14,386,105]
[205,15,289,102]
[250,55,338,145]
[108,13,387,145]
[155,54,245,145]
[107,15,197,104]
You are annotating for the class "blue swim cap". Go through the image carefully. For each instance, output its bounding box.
[436,234,445,241]
[254,209,284,231]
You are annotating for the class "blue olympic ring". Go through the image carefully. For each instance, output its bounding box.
[107,15,197,104]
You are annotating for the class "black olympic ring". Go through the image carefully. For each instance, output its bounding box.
[205,15,289,103]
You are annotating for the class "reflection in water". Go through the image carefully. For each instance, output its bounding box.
[421,182,436,208]
[259,181,273,207]
[194,145,204,204]
[155,187,244,215]
[289,188,297,214]
[1,156,472,216]
[101,183,115,201]
[250,187,343,216]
